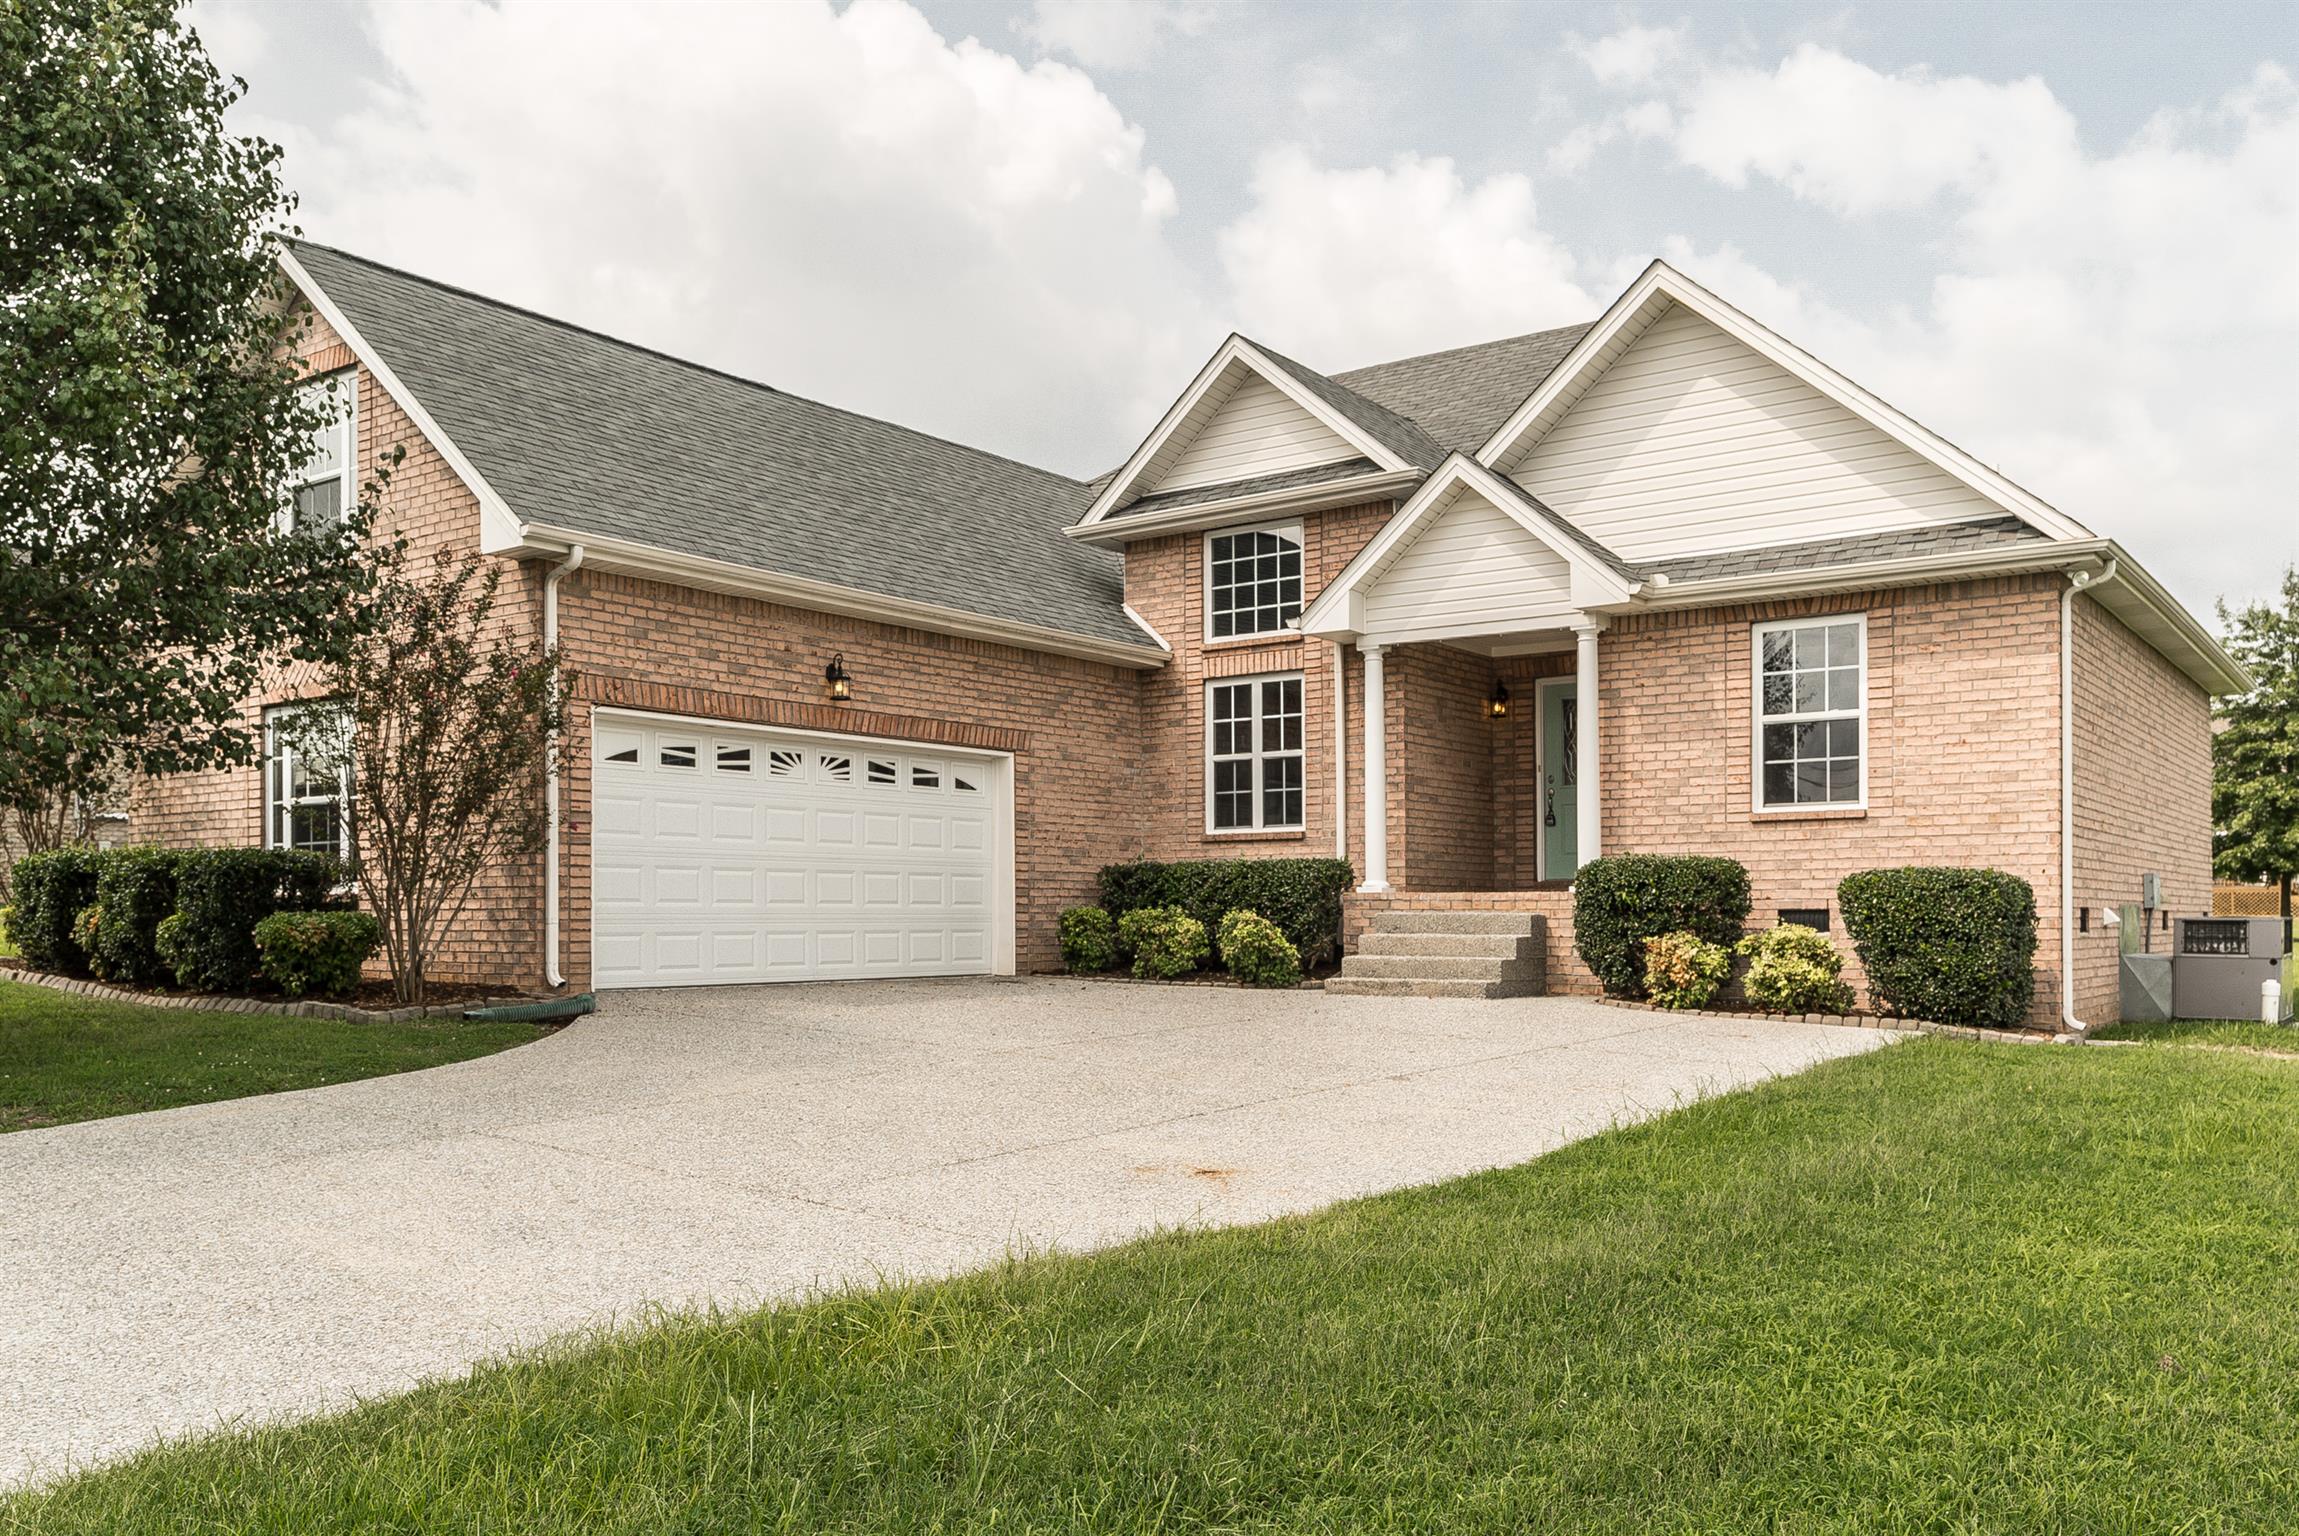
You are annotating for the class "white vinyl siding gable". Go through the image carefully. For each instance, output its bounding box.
[1151,373,1358,495]
[1509,303,2007,561]
[1360,489,1578,642]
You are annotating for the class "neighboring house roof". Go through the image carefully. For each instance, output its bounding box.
[1333,324,1592,456]
[286,242,1146,656]
[1647,515,2046,583]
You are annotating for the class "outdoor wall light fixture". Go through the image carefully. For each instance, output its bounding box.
[825,654,851,702]
[1486,678,1511,719]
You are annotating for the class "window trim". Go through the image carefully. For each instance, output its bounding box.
[1202,519,1306,645]
[1203,669,1306,834]
[283,368,357,536]
[1750,613,1869,815]
[264,702,353,860]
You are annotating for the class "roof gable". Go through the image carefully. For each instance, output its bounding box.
[1149,370,1358,495]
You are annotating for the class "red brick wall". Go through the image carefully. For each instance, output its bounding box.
[1386,643,1497,890]
[2069,592,2214,1024]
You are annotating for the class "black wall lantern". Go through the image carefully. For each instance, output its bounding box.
[1486,678,1511,719]
[824,653,851,702]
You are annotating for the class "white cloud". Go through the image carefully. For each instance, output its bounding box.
[1018,0,1211,72]
[246,0,1208,472]
[1217,148,1594,367]
[1652,55,2299,611]
[1572,23,1688,89]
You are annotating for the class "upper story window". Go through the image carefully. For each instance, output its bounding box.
[1206,522,1303,640]
[265,702,353,859]
[1207,673,1304,831]
[290,370,355,534]
[1753,615,1865,810]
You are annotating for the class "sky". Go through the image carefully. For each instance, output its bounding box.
[192,0,2299,621]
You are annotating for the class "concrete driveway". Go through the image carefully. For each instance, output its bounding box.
[0,978,1895,1487]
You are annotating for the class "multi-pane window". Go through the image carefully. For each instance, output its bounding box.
[265,703,352,858]
[290,370,355,534]
[1208,674,1304,830]
[1755,616,1864,808]
[1206,524,1303,639]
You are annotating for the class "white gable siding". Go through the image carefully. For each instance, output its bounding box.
[1362,489,1577,642]
[1151,373,1357,495]
[1510,302,2007,560]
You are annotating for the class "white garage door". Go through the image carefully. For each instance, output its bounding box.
[590,715,1005,987]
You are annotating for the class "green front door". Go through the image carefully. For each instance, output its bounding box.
[1540,681,1578,881]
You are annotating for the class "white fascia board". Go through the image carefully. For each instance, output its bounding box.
[515,523,1171,671]
[1072,334,1412,531]
[1063,469,1423,545]
[276,247,526,554]
[1297,455,1634,639]
[1475,259,2095,544]
[1122,603,1173,652]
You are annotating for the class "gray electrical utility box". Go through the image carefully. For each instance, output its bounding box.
[2170,918,2288,1022]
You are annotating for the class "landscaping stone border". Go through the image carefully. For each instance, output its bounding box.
[0,966,534,1024]
[1592,995,2074,1045]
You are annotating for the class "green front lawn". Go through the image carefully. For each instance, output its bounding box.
[0,980,546,1133]
[9,1038,2295,1533]
[2093,1017,2299,1052]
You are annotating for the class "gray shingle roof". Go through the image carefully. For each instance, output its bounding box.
[291,242,1145,653]
[1335,324,1592,455]
[1245,342,1449,471]
[1647,516,2046,583]
[1114,458,1384,520]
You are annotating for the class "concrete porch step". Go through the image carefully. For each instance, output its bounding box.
[1365,909,1542,936]
[1323,976,1542,999]
[1337,954,1545,983]
[1358,931,1541,960]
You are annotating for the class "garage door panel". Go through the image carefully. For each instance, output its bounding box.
[594,719,1002,987]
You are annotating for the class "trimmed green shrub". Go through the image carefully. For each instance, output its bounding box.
[1573,855,1752,998]
[6,848,101,974]
[1643,930,1732,1009]
[1218,909,1301,989]
[1114,905,1209,980]
[253,910,384,999]
[1838,867,2037,1028]
[83,846,181,986]
[166,847,341,992]
[1098,858,1353,966]
[1736,924,1854,1014]
[1059,906,1119,974]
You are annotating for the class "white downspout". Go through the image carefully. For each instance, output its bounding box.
[2061,556,2117,1035]
[543,544,586,988]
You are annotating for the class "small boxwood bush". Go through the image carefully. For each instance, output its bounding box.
[1099,858,1353,967]
[253,910,384,999]
[1643,930,1732,1009]
[1059,906,1119,973]
[166,847,341,992]
[5,848,101,974]
[1838,867,2037,1028]
[1736,924,1853,1014]
[1217,909,1301,989]
[1114,905,1209,980]
[83,846,182,987]
[1573,854,1752,999]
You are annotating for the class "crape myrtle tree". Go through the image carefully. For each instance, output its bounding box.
[282,546,572,1005]
[0,0,376,882]
[2212,567,2299,931]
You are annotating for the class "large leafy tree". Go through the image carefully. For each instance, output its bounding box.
[0,0,375,855]
[2213,566,2299,922]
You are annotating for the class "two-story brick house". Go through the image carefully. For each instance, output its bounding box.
[136,243,2245,1028]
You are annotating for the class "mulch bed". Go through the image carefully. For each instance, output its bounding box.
[1592,994,2067,1043]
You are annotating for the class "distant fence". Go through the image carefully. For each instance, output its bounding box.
[2213,883,2285,917]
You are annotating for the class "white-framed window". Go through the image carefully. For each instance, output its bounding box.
[1205,521,1304,640]
[1752,614,1866,810]
[288,369,355,535]
[1206,672,1304,831]
[265,702,353,858]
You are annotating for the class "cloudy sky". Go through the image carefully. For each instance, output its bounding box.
[194,0,2296,619]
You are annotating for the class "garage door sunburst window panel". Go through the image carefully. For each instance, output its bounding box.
[1209,674,1304,832]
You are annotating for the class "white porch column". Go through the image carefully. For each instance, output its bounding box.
[1358,642,1390,892]
[1574,622,1602,868]
[1331,640,1349,860]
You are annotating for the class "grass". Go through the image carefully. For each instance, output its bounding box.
[0,979,546,1133]
[6,1039,2296,1533]
[2094,1017,2299,1052]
